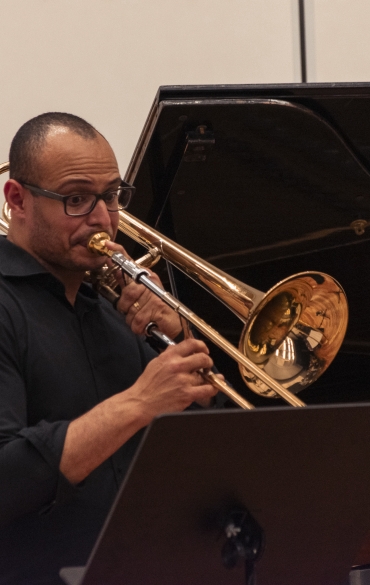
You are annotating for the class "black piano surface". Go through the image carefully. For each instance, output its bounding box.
[119,83,370,407]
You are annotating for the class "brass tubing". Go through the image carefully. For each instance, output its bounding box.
[116,209,348,402]
[88,232,306,408]
[118,210,264,323]
[146,324,255,410]
[198,371,255,409]
[0,216,9,235]
[0,164,10,234]
[0,162,9,175]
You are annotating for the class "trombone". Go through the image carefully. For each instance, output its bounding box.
[0,162,349,409]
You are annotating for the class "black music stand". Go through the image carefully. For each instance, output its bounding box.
[60,403,370,585]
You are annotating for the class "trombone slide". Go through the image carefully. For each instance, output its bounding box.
[88,232,306,408]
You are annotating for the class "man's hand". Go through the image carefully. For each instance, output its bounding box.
[125,338,219,424]
[60,339,219,484]
[104,240,182,339]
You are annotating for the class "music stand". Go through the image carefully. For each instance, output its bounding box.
[60,403,370,585]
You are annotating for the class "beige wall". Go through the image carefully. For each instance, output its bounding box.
[0,0,299,199]
[305,0,370,82]
[1,0,370,203]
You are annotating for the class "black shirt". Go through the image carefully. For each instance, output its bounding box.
[0,236,157,584]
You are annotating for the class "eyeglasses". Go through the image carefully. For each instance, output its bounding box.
[18,180,135,217]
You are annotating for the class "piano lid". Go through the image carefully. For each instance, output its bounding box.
[120,83,370,406]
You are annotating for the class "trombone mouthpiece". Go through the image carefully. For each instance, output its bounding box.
[87,232,112,256]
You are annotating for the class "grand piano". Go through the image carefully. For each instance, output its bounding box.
[118,82,370,408]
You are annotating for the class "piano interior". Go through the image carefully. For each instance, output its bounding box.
[119,83,370,407]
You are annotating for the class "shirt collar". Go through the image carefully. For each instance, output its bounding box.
[0,236,48,277]
[0,236,100,301]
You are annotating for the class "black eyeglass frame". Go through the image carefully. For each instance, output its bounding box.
[18,180,135,216]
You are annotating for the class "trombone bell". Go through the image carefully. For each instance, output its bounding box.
[239,272,348,397]
[117,208,348,400]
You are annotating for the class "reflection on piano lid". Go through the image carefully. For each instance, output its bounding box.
[119,83,370,406]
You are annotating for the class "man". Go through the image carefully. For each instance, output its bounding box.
[0,113,220,584]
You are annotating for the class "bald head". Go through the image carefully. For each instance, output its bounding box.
[9,112,101,184]
[4,115,120,285]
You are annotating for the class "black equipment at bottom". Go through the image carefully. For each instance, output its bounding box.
[61,404,370,585]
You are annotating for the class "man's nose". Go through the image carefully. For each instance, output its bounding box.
[86,198,111,227]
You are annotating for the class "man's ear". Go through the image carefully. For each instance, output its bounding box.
[4,180,27,219]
